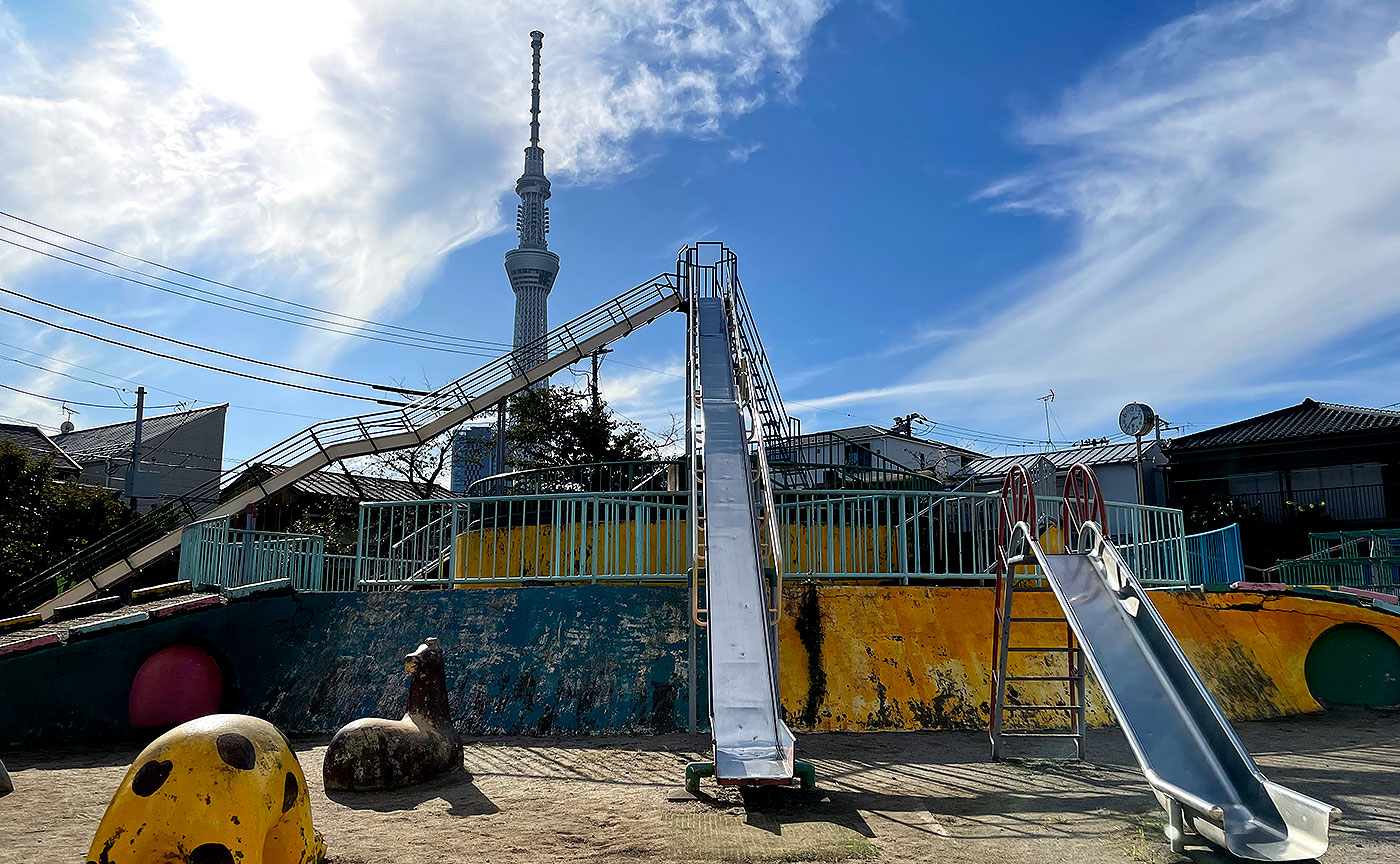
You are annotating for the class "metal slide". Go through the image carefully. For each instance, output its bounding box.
[692,294,796,784]
[1003,466,1337,860]
[22,276,682,617]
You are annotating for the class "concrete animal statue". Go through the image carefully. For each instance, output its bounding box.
[86,713,324,864]
[0,757,11,797]
[323,636,462,792]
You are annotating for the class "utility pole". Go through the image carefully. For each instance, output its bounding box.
[493,397,508,494]
[590,347,613,412]
[123,386,146,506]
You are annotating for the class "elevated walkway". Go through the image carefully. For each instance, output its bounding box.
[17,275,682,618]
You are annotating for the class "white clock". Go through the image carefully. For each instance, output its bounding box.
[1118,402,1156,438]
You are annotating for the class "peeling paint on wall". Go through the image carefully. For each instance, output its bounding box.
[3,584,1397,747]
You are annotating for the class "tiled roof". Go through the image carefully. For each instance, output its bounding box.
[0,422,82,472]
[52,404,227,460]
[1169,399,1400,451]
[964,440,1159,477]
[289,469,455,501]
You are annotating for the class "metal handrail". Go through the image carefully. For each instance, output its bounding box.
[19,272,683,615]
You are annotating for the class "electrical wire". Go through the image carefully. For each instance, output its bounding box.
[0,381,179,410]
[0,339,330,422]
[0,286,428,396]
[0,213,515,353]
[0,303,409,406]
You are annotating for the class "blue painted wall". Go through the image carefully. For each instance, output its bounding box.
[0,587,706,747]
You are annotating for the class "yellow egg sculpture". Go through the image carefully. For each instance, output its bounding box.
[87,714,325,864]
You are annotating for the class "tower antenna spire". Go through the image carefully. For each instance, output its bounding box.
[505,29,559,387]
[529,30,543,148]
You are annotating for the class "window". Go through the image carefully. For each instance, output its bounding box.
[844,444,873,467]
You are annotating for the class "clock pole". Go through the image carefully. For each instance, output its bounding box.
[1134,432,1145,506]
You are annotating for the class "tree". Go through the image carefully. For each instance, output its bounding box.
[505,385,662,472]
[0,443,138,613]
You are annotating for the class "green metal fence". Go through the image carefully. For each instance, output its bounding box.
[1277,556,1400,588]
[341,489,1190,590]
[178,515,326,590]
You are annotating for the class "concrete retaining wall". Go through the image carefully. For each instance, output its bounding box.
[2,584,1397,747]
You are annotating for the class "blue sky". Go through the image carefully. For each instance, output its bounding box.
[2,0,1400,466]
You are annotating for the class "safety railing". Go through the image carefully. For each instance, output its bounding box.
[1182,523,1245,586]
[11,271,683,613]
[178,516,326,591]
[1277,556,1400,588]
[324,488,1190,591]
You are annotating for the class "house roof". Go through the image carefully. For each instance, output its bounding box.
[0,422,83,472]
[288,469,455,501]
[52,404,227,460]
[795,425,984,458]
[233,463,453,502]
[1169,399,1400,452]
[964,440,1161,478]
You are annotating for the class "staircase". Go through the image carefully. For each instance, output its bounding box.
[12,275,683,617]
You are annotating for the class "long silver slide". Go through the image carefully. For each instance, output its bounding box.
[694,294,795,784]
[1025,522,1338,860]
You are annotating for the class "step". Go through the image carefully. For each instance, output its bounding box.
[1008,617,1069,623]
[1003,704,1080,711]
[1003,675,1083,682]
[1007,646,1081,652]
[998,731,1083,739]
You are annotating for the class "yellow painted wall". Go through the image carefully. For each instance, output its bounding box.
[775,586,1400,732]
[453,521,895,581]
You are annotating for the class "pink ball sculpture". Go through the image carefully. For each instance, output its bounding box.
[128,644,224,729]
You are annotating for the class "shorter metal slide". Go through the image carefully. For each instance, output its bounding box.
[1024,522,1338,860]
[695,296,796,784]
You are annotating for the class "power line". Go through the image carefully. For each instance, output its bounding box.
[4,353,127,395]
[0,285,428,397]
[0,381,179,410]
[0,339,329,422]
[0,303,410,406]
[0,213,515,354]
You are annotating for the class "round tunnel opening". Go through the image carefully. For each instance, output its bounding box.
[1304,623,1400,708]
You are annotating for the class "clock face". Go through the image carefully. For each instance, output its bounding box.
[1119,403,1147,437]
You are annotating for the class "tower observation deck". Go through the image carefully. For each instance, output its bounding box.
[505,30,558,378]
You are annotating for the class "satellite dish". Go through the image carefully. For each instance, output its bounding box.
[60,420,75,434]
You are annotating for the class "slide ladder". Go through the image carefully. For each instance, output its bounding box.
[15,275,683,617]
[992,464,1337,861]
[682,244,805,792]
[989,467,1086,758]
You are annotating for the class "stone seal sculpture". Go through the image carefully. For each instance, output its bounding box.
[86,713,325,864]
[323,636,462,792]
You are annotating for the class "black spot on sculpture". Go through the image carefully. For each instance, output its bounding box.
[215,733,256,770]
[189,842,235,864]
[323,637,463,791]
[131,760,173,797]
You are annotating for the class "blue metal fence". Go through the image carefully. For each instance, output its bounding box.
[1182,523,1244,587]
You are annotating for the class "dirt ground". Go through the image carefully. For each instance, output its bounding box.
[2,708,1397,864]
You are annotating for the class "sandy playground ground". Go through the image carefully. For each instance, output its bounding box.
[2,707,1397,864]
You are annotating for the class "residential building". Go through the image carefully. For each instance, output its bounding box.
[52,404,227,513]
[226,465,457,534]
[0,422,82,480]
[1166,399,1400,563]
[962,440,1168,505]
[782,424,982,482]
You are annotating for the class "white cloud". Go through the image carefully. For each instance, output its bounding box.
[811,0,1400,437]
[0,0,834,363]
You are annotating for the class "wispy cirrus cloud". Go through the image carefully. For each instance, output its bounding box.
[0,0,834,366]
[808,0,1400,437]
